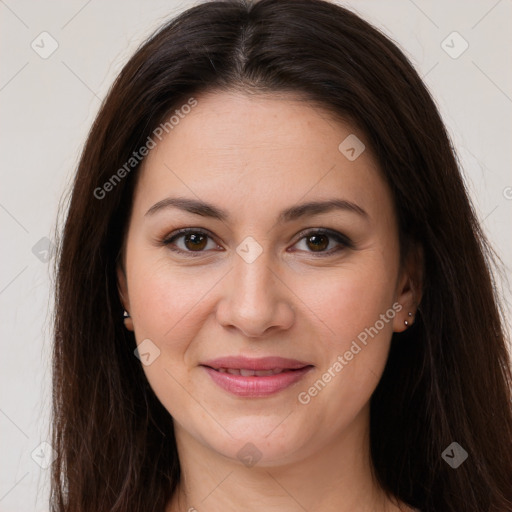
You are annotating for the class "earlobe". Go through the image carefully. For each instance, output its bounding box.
[116,264,134,331]
[393,288,416,333]
[393,244,423,333]
[123,309,134,331]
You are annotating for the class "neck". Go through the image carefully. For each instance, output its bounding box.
[166,405,409,512]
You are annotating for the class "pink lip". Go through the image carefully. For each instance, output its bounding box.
[200,356,313,397]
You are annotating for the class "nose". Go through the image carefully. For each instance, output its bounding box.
[215,246,295,338]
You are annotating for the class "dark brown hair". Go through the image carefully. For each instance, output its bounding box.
[51,1,512,511]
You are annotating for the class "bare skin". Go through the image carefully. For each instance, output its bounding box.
[117,91,421,512]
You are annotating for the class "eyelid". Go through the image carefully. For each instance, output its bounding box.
[161,227,353,256]
[293,227,353,249]
[162,227,216,244]
[162,227,222,256]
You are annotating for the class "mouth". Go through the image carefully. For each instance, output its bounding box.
[214,367,298,376]
[200,356,314,397]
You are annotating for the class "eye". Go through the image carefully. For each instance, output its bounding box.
[161,227,352,257]
[291,228,352,256]
[162,228,221,256]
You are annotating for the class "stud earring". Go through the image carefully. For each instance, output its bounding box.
[123,310,133,330]
[404,311,413,327]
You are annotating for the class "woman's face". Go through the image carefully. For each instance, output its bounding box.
[118,91,415,465]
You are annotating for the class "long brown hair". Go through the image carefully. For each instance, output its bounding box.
[51,1,512,510]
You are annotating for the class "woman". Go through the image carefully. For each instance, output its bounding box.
[51,1,512,511]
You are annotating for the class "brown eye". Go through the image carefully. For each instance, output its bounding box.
[292,229,352,256]
[163,229,220,256]
[183,233,207,251]
[163,228,351,258]
[305,234,329,252]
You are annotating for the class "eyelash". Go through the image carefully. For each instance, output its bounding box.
[161,227,353,257]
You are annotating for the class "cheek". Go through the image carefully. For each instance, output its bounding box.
[293,257,398,416]
[125,245,232,408]
[125,233,399,431]
[301,255,397,344]
[126,244,214,341]
[124,251,217,424]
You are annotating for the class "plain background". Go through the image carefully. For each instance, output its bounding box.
[1,0,511,510]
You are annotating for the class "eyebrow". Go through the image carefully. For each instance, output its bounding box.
[145,197,368,222]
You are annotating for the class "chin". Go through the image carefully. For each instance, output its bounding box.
[200,416,313,467]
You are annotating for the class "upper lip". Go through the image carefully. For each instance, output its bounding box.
[201,356,312,371]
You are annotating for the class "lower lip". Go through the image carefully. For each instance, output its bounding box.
[202,366,313,397]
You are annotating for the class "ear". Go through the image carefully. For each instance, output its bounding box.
[393,244,423,333]
[117,262,134,331]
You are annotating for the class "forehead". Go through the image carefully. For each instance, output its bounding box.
[133,90,393,224]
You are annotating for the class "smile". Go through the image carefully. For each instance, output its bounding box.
[216,368,289,376]
[200,356,314,397]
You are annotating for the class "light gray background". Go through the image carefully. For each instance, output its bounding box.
[1,0,511,510]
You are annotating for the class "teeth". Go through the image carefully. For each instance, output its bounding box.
[216,368,286,376]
